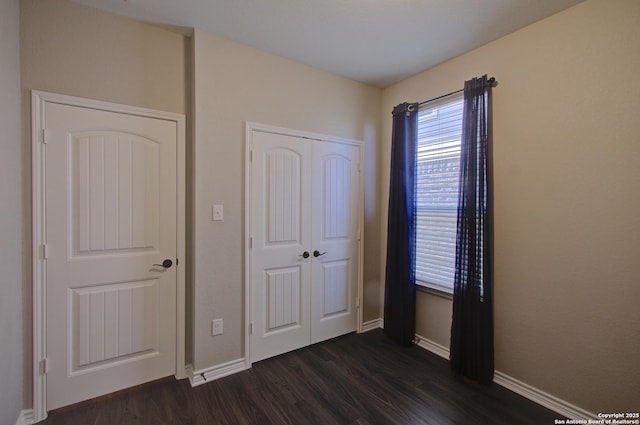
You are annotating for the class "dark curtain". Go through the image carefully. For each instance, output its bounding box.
[450,75,494,384]
[384,102,419,346]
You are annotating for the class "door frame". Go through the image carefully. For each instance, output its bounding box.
[243,121,364,368]
[31,91,186,422]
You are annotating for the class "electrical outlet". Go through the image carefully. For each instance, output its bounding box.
[212,204,224,221]
[211,319,223,336]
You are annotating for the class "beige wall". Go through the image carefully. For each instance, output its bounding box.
[0,0,24,422]
[20,0,187,114]
[20,0,187,407]
[381,0,640,414]
[191,29,381,370]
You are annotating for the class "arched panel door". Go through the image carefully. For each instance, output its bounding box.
[44,101,177,410]
[250,131,312,362]
[310,143,360,343]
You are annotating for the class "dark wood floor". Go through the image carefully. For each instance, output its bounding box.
[41,329,561,425]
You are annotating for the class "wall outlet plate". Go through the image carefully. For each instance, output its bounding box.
[212,318,223,336]
[212,204,224,221]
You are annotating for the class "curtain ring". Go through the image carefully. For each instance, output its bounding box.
[407,104,416,112]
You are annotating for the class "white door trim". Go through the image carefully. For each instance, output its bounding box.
[243,121,364,368]
[31,91,186,422]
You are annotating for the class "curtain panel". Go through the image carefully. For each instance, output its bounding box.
[383,102,419,346]
[450,75,495,384]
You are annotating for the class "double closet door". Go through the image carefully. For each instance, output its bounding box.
[249,127,361,363]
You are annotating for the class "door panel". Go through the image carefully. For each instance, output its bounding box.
[71,280,158,370]
[265,267,301,332]
[45,102,177,410]
[319,260,349,316]
[250,131,312,362]
[73,132,159,254]
[311,142,360,343]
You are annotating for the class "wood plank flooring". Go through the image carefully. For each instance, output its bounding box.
[41,329,561,425]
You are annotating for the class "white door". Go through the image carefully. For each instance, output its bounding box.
[250,131,312,362]
[250,128,360,362]
[310,141,360,343]
[44,102,177,409]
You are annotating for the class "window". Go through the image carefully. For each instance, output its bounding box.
[415,91,463,293]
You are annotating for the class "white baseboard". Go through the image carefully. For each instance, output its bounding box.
[15,409,34,425]
[360,318,383,332]
[414,334,597,421]
[188,358,247,387]
[414,334,449,360]
[493,372,597,420]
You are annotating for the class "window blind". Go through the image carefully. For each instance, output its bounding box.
[415,91,463,292]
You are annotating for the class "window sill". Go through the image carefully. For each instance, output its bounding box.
[416,283,453,300]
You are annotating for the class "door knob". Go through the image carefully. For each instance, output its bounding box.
[153,259,173,268]
[298,251,310,259]
[313,250,327,258]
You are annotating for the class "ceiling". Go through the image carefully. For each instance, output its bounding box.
[71,0,586,88]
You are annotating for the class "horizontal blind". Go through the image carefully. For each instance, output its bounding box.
[415,91,463,291]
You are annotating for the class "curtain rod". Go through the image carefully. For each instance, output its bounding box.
[418,77,497,107]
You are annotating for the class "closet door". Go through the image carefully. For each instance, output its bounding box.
[310,141,360,343]
[249,126,361,363]
[250,131,312,363]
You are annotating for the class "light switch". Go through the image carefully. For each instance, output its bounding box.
[212,204,224,221]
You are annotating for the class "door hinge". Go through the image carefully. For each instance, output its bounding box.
[40,128,48,144]
[42,244,49,260]
[249,322,253,335]
[249,150,253,162]
[41,358,49,375]
[357,163,361,173]
[357,230,361,241]
[356,297,360,308]
[249,237,252,249]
